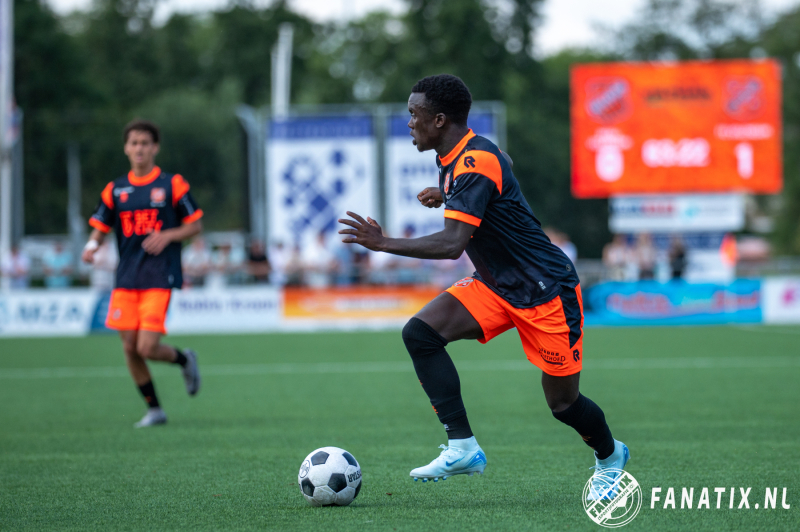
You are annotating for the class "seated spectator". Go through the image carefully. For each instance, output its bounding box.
[182,236,211,287]
[1,246,31,289]
[42,242,73,288]
[207,242,245,288]
[89,239,118,291]
[247,239,271,284]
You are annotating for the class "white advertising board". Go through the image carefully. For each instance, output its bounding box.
[0,290,97,337]
[166,287,281,334]
[610,194,745,233]
[762,277,800,324]
[267,116,377,247]
[385,113,497,238]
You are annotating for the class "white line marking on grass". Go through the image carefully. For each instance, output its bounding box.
[733,325,800,335]
[1,356,798,380]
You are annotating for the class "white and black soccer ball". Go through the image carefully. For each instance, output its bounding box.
[298,447,362,507]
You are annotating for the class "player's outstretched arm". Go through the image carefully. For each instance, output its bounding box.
[142,220,203,256]
[338,211,475,260]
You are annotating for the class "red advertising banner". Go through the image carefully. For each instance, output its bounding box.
[570,59,782,198]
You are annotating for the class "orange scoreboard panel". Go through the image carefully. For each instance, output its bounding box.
[570,59,782,198]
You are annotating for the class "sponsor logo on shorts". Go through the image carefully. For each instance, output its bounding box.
[538,347,564,365]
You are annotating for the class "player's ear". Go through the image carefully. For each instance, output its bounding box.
[434,113,447,129]
[153,143,160,156]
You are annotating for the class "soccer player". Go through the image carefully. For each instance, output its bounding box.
[82,120,203,428]
[339,75,628,498]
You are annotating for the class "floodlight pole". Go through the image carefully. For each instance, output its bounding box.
[236,106,267,244]
[0,0,14,291]
[271,23,293,119]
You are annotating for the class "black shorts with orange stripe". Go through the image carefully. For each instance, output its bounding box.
[89,166,203,289]
[436,130,579,309]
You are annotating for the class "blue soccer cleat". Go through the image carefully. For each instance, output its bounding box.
[587,439,630,501]
[410,437,487,482]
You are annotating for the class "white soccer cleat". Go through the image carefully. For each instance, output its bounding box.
[587,439,630,500]
[410,437,487,482]
[181,349,201,396]
[134,407,167,428]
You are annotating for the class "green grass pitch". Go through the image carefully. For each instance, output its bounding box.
[1,325,798,531]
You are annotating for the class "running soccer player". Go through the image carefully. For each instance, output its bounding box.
[82,120,203,428]
[339,75,628,498]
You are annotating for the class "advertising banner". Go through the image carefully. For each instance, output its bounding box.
[283,286,440,322]
[609,194,745,233]
[0,290,98,337]
[762,277,800,324]
[166,287,281,334]
[571,59,782,197]
[267,116,377,246]
[385,113,497,238]
[584,280,762,326]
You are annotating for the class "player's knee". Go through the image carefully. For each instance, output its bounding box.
[402,317,447,359]
[121,339,138,358]
[137,341,159,360]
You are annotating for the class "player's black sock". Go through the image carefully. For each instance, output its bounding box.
[552,393,615,459]
[172,348,187,367]
[137,380,160,409]
[402,317,473,440]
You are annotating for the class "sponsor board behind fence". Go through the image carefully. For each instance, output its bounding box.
[762,277,800,324]
[165,287,282,334]
[583,279,762,326]
[609,194,745,233]
[0,290,98,336]
[282,286,440,322]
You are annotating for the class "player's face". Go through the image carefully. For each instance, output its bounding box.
[407,93,441,152]
[124,130,160,169]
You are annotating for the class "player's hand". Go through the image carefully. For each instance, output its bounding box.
[81,247,96,264]
[142,230,171,256]
[417,187,443,208]
[338,211,385,251]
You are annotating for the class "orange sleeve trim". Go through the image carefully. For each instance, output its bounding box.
[100,182,115,209]
[89,217,112,233]
[182,209,204,224]
[444,209,482,227]
[172,174,190,206]
[454,150,503,194]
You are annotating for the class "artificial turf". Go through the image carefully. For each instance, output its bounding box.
[1,325,798,531]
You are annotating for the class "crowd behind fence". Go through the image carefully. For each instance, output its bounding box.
[1,230,789,291]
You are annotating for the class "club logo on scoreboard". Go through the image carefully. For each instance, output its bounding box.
[583,468,642,528]
[585,77,633,125]
[723,77,764,121]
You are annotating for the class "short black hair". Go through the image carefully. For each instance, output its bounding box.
[123,119,160,143]
[411,74,472,126]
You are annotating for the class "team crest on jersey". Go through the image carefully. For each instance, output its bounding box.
[585,77,632,124]
[150,187,166,207]
[723,76,764,120]
[444,171,454,198]
[453,277,474,287]
[119,191,129,203]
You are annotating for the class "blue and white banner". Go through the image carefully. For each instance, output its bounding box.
[384,113,496,238]
[584,280,762,326]
[166,287,281,334]
[0,290,99,337]
[267,116,377,246]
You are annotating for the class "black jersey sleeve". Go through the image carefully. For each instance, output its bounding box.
[443,151,503,227]
[171,174,204,223]
[89,182,116,233]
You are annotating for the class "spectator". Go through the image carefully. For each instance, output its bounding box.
[545,227,578,263]
[602,235,628,281]
[391,226,424,285]
[301,231,336,288]
[42,242,73,288]
[182,236,212,287]
[636,233,657,280]
[284,243,304,286]
[208,242,245,288]
[1,246,31,289]
[268,241,289,286]
[89,240,118,291]
[669,237,687,280]
[247,239,271,284]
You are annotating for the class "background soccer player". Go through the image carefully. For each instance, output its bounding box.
[339,75,628,497]
[82,120,203,428]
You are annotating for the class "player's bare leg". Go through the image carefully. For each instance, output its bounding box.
[119,330,166,427]
[403,292,488,481]
[543,371,629,499]
[137,330,201,396]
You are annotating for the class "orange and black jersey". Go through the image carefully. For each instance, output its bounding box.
[89,166,203,290]
[438,130,579,308]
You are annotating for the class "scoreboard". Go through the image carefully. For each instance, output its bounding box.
[570,59,782,198]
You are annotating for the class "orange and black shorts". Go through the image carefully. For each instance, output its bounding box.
[106,288,172,334]
[446,278,584,376]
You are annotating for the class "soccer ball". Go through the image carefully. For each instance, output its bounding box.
[298,447,362,507]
